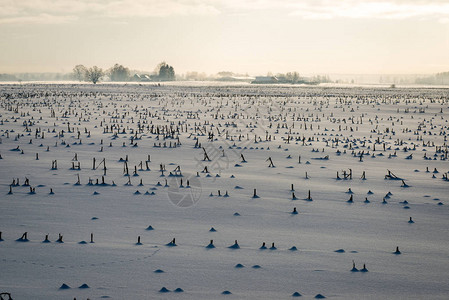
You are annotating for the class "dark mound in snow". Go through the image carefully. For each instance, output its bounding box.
[229,241,240,249]
[59,283,70,290]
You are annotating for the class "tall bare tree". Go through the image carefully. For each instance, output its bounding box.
[86,66,104,84]
[73,65,87,82]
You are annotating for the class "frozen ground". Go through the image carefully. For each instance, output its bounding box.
[0,83,448,299]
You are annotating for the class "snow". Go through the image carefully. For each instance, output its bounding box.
[0,83,448,299]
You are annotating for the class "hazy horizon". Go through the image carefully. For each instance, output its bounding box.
[1,0,448,75]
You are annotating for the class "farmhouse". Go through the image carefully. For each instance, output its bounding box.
[133,74,151,82]
[251,76,279,84]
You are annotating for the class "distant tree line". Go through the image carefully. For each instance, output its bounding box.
[415,72,449,85]
[177,70,332,84]
[0,73,72,82]
[185,71,210,81]
[275,72,300,84]
[72,62,176,84]
[275,72,331,84]
[0,74,19,81]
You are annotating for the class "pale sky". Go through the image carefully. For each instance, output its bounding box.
[1,0,448,75]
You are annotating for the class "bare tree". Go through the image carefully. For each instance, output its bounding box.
[292,71,299,83]
[86,66,104,84]
[109,63,130,81]
[73,65,87,82]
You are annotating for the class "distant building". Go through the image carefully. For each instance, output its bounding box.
[252,76,279,84]
[216,76,255,82]
[133,74,151,82]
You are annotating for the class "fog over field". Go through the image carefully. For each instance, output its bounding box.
[1,0,449,75]
[0,83,448,299]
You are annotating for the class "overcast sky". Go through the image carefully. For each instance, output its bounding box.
[1,0,448,75]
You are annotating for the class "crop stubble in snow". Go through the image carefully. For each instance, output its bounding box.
[0,83,448,299]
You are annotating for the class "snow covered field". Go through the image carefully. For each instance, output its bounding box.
[0,83,448,299]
